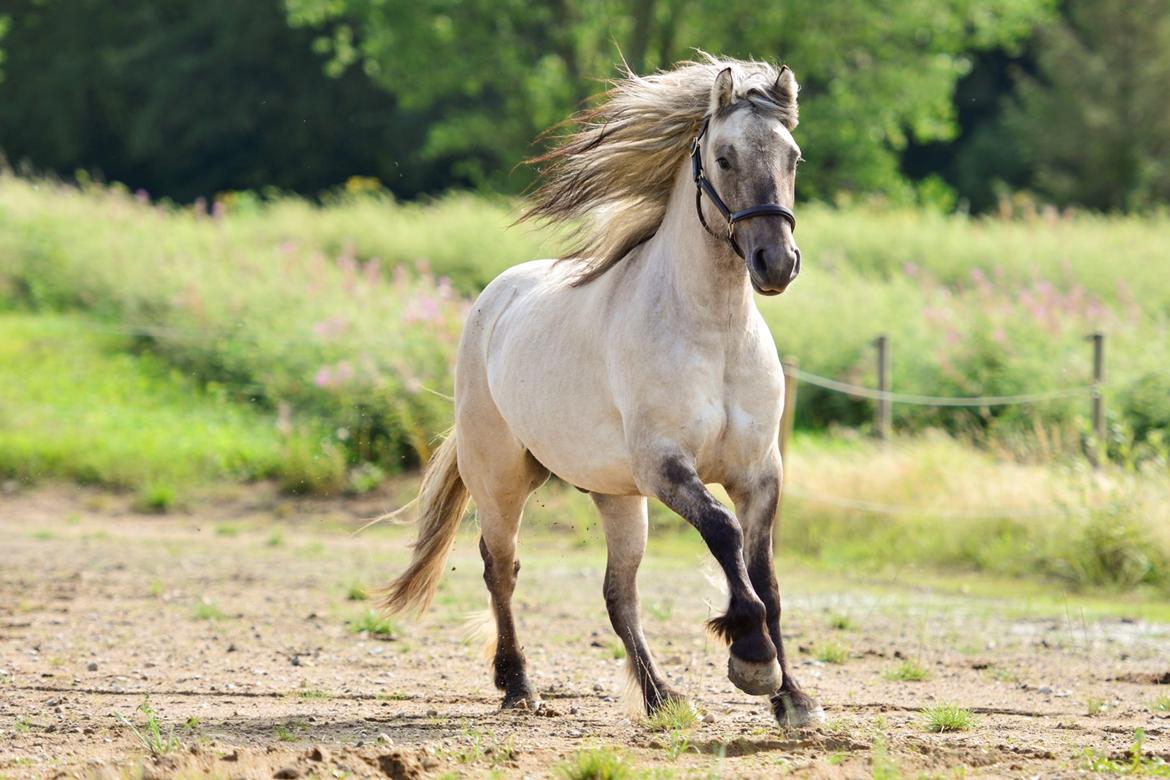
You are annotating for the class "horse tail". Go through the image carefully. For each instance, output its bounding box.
[381,430,470,617]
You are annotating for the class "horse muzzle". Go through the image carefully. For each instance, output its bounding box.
[748,243,801,296]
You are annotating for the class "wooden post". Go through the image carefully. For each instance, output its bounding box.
[779,358,798,484]
[1090,332,1105,460]
[875,335,891,441]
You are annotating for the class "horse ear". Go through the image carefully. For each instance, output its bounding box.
[772,65,800,129]
[709,67,736,113]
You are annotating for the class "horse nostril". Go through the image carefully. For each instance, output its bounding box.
[792,247,802,276]
[751,248,768,277]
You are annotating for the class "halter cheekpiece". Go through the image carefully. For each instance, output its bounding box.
[690,117,796,259]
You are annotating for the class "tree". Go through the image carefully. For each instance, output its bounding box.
[285,0,1051,199]
[0,0,439,200]
[1003,0,1170,210]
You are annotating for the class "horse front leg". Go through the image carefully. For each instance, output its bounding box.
[729,452,824,727]
[648,455,780,696]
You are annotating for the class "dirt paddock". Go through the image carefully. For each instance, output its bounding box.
[2,486,1168,779]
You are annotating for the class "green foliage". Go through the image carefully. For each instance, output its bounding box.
[814,641,850,665]
[1005,0,1170,210]
[350,609,396,638]
[644,698,698,731]
[920,704,974,732]
[558,748,634,780]
[1122,373,1170,443]
[0,0,435,202]
[885,660,931,682]
[286,0,1050,200]
[1082,729,1170,776]
[113,696,182,756]
[0,312,312,496]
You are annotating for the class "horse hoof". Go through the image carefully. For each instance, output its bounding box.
[501,692,541,711]
[770,689,825,728]
[727,656,782,696]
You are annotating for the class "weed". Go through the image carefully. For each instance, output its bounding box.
[828,612,855,630]
[265,531,284,547]
[815,641,849,665]
[607,641,627,660]
[645,699,698,732]
[350,609,396,638]
[274,720,306,742]
[1082,729,1170,776]
[113,696,181,756]
[31,530,54,541]
[662,730,697,761]
[192,601,226,621]
[921,704,974,733]
[138,484,177,514]
[346,583,370,601]
[214,523,239,537]
[296,689,330,700]
[1154,695,1170,713]
[558,748,632,780]
[1087,697,1106,716]
[871,735,901,780]
[885,660,931,682]
[148,580,164,598]
[13,717,31,733]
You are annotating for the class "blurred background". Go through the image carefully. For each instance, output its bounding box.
[1,0,1168,594]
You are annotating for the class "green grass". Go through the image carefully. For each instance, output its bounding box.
[920,704,974,733]
[1082,729,1170,776]
[1153,695,1170,713]
[113,696,181,756]
[345,583,370,601]
[827,612,855,630]
[885,660,931,682]
[192,602,227,621]
[0,313,322,500]
[814,640,850,664]
[558,748,633,780]
[349,609,396,638]
[644,699,699,731]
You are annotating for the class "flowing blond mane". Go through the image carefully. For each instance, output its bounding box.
[521,54,798,285]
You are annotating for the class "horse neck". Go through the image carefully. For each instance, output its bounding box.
[645,161,755,327]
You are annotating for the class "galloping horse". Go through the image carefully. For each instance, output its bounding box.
[383,55,823,728]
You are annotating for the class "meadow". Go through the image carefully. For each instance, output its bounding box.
[1,172,1168,593]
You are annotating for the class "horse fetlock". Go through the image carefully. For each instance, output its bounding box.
[728,654,783,696]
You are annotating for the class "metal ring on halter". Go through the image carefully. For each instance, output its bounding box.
[690,118,796,259]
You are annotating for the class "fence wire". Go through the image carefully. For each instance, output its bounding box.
[785,365,1093,407]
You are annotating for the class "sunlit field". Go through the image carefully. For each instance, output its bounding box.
[2,173,1169,596]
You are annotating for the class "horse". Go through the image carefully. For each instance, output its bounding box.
[381,55,823,728]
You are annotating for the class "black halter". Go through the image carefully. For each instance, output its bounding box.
[690,117,796,259]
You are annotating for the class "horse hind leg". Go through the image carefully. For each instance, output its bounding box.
[593,494,685,714]
[464,437,548,710]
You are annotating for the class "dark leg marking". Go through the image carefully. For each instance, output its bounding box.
[656,457,778,694]
[480,537,537,709]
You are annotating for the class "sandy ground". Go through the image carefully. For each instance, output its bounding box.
[1,484,1169,779]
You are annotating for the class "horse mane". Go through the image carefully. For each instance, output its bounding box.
[521,54,799,286]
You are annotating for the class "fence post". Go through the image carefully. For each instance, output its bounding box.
[1089,332,1105,463]
[875,335,891,441]
[779,358,798,483]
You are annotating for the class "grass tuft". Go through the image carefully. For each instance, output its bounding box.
[558,748,632,780]
[349,609,396,638]
[644,698,699,731]
[885,660,931,682]
[920,704,974,733]
[814,641,849,664]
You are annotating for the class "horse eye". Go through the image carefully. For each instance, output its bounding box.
[716,157,731,171]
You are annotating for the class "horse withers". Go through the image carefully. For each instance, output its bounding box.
[381,55,822,729]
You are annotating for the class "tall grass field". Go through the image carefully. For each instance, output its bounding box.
[1,173,1167,592]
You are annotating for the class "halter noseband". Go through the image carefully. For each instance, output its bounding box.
[690,117,796,259]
